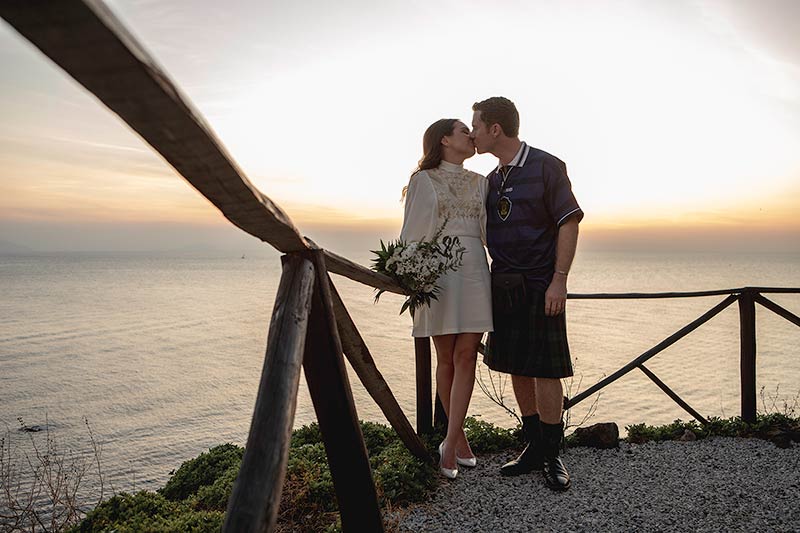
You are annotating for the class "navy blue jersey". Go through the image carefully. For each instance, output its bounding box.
[485,142,583,290]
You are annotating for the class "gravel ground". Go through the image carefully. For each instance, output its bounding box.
[393,438,800,532]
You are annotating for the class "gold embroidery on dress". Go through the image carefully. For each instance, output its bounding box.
[427,168,483,219]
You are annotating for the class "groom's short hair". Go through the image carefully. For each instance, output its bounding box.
[472,97,519,138]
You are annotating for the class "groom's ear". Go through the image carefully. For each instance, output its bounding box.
[490,123,502,137]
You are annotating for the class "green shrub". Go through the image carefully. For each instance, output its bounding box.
[290,422,322,448]
[463,416,518,453]
[626,419,701,443]
[160,443,243,502]
[625,413,800,444]
[359,420,397,453]
[73,491,223,533]
[290,420,395,453]
[72,491,179,532]
[73,418,524,532]
[150,510,224,532]
[278,442,337,531]
[372,441,435,505]
[193,464,239,512]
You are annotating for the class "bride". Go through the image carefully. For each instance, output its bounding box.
[401,118,493,478]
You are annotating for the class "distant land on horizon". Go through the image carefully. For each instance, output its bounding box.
[0,239,34,255]
[1,225,799,257]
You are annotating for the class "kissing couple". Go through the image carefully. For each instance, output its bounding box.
[400,96,583,491]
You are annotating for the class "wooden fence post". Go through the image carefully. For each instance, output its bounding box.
[223,254,315,533]
[302,251,383,532]
[414,337,433,436]
[739,289,757,423]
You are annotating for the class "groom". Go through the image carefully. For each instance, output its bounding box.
[470,96,582,491]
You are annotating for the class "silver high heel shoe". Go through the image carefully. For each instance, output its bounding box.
[456,454,477,468]
[438,441,458,479]
[457,433,477,467]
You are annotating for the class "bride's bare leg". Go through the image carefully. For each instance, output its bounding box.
[447,333,482,460]
[433,334,457,468]
[432,334,457,415]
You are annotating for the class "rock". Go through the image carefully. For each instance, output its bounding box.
[678,429,697,442]
[763,427,795,449]
[572,422,619,449]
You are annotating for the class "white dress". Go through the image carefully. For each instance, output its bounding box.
[400,160,494,337]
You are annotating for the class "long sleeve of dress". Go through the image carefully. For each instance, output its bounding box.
[400,171,438,242]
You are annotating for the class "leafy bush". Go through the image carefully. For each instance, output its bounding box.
[282,442,336,515]
[626,419,701,443]
[360,420,397,452]
[463,416,518,453]
[289,422,322,448]
[625,413,800,444]
[278,422,435,530]
[72,490,223,533]
[72,418,522,532]
[193,464,239,511]
[160,443,243,502]
[372,441,435,505]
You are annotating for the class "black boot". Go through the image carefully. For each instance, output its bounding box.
[500,414,544,476]
[541,421,571,491]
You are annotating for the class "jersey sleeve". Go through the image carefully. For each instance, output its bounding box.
[543,157,584,227]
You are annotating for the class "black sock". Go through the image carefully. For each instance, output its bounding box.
[521,414,541,442]
[540,421,564,457]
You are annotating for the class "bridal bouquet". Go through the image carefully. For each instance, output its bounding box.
[371,221,465,317]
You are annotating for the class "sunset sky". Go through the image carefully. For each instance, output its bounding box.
[1,0,798,254]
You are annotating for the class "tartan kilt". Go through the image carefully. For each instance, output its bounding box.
[484,288,574,378]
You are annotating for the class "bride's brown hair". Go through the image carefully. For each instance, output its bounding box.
[402,118,458,199]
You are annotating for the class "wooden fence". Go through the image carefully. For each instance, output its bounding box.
[561,287,800,425]
[412,287,800,434]
[2,2,798,531]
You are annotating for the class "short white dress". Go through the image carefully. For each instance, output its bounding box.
[400,160,494,337]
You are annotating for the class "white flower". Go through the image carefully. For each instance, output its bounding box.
[371,222,464,315]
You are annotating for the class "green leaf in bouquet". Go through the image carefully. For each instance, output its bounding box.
[373,288,387,304]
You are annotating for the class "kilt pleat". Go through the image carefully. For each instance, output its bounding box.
[484,289,573,378]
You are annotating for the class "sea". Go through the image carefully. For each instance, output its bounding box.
[1,250,799,496]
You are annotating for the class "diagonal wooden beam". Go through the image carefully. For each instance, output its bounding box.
[0,0,308,253]
[754,294,800,328]
[328,277,430,462]
[638,364,708,425]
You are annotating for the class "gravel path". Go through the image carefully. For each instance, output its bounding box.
[394,438,800,532]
